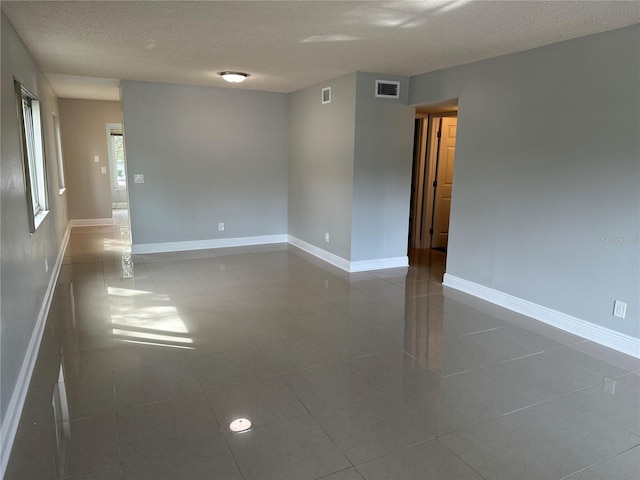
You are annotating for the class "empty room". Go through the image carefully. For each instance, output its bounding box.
[1,1,638,479]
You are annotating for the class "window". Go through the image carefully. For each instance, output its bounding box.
[52,113,66,195]
[15,79,49,232]
[107,125,126,189]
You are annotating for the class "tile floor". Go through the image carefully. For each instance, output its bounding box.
[5,218,640,479]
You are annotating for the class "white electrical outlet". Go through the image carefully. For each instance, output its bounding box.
[101,166,107,174]
[325,232,330,242]
[218,222,224,231]
[94,155,100,163]
[613,300,627,319]
[134,174,144,183]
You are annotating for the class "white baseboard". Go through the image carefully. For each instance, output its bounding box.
[0,224,71,478]
[287,235,408,273]
[443,274,640,359]
[350,256,409,272]
[287,235,351,271]
[131,234,288,254]
[69,217,114,227]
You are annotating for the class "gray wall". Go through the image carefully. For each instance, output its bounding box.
[58,99,122,220]
[121,80,288,246]
[1,12,68,423]
[288,73,357,260]
[409,25,640,338]
[351,73,414,262]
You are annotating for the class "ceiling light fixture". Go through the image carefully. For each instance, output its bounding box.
[220,71,249,83]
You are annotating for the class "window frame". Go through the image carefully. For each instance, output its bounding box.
[15,78,49,232]
[52,113,66,195]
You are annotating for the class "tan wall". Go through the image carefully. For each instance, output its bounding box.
[58,99,122,220]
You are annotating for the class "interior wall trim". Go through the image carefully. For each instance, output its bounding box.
[443,273,640,359]
[0,224,71,478]
[68,217,115,227]
[287,235,351,271]
[350,256,409,272]
[131,234,289,254]
[287,235,408,273]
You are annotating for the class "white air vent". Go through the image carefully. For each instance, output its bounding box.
[375,80,400,99]
[322,87,331,104]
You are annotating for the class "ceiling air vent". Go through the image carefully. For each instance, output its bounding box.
[322,87,331,104]
[375,80,400,99]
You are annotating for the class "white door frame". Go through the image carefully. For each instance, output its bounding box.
[106,123,128,208]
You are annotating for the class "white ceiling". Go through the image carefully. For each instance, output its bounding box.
[2,1,639,101]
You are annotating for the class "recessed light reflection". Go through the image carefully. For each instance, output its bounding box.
[229,418,251,432]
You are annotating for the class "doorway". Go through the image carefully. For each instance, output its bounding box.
[408,101,458,254]
[106,124,127,209]
[106,123,129,227]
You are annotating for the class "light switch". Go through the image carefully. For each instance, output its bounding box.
[134,174,144,184]
[100,166,107,174]
[94,155,100,163]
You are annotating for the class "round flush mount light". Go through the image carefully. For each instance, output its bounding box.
[220,71,249,83]
[229,418,252,432]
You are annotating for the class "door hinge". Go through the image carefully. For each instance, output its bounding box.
[429,228,434,235]
[432,181,437,187]
[437,130,442,138]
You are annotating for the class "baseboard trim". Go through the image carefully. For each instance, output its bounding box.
[443,274,640,359]
[287,236,408,273]
[287,235,351,271]
[69,217,115,227]
[131,234,288,254]
[111,202,128,209]
[350,256,409,272]
[0,224,71,478]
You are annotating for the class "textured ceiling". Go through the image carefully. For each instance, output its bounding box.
[2,1,639,101]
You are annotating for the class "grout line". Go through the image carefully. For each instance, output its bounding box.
[434,438,491,480]
[558,443,640,480]
[460,326,506,337]
[502,350,546,363]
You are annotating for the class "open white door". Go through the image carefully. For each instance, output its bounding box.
[431,117,457,249]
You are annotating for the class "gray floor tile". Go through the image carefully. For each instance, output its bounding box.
[7,413,120,480]
[566,446,640,479]
[114,359,202,409]
[121,439,242,480]
[64,466,123,480]
[312,389,438,464]
[118,393,222,462]
[8,224,639,480]
[546,345,631,378]
[571,341,640,372]
[283,362,377,412]
[349,351,439,391]
[226,415,351,480]
[356,439,483,479]
[440,394,640,480]
[259,335,341,374]
[319,468,365,480]
[561,381,640,435]
[206,376,307,430]
[191,345,276,389]
[617,372,640,391]
[292,308,360,334]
